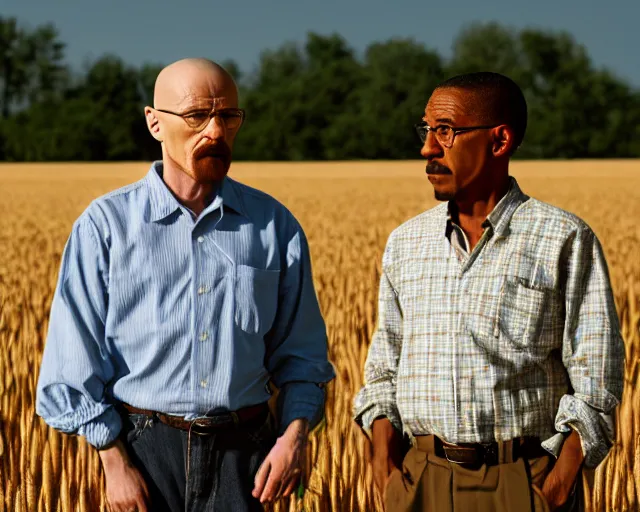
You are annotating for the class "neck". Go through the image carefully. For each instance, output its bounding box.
[451,173,510,250]
[161,159,221,216]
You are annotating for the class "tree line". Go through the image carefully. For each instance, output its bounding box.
[1,16,639,162]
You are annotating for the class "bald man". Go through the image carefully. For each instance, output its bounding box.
[36,58,335,512]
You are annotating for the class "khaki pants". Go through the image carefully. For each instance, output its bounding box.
[384,435,554,512]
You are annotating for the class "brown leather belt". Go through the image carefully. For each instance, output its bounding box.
[119,402,269,433]
[433,436,548,468]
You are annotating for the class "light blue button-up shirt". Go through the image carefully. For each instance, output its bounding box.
[36,162,335,449]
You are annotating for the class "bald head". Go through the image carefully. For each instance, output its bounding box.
[144,58,244,185]
[153,58,238,111]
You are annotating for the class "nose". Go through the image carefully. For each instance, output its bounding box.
[201,114,226,141]
[420,130,443,160]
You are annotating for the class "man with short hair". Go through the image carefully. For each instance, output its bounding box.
[36,58,335,512]
[353,71,624,511]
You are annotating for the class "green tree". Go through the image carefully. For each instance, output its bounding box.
[79,55,147,159]
[326,38,444,159]
[234,34,363,161]
[0,16,66,118]
[0,16,67,159]
[4,55,152,161]
[448,22,525,83]
[447,22,640,159]
[2,17,639,161]
[290,33,364,160]
[233,43,305,160]
[518,29,640,158]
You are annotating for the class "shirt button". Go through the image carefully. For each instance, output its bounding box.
[197,236,204,243]
[197,285,207,295]
[200,379,208,388]
[200,332,208,342]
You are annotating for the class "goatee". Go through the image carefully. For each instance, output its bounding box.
[434,190,455,201]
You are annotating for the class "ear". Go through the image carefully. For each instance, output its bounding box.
[144,106,163,142]
[491,125,514,158]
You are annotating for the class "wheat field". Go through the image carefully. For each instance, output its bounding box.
[0,160,638,512]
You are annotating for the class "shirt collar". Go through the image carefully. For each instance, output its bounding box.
[445,176,528,238]
[146,161,248,222]
[485,176,528,237]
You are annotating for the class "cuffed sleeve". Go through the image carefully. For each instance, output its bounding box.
[353,237,403,439]
[264,220,335,432]
[275,382,326,435]
[544,226,625,468]
[35,212,119,449]
[77,407,122,449]
[544,395,617,467]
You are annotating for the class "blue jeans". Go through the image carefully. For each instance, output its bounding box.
[122,409,276,511]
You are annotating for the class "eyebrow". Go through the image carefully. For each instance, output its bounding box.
[435,117,455,124]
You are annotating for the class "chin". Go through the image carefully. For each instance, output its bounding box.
[192,160,229,183]
[433,187,456,202]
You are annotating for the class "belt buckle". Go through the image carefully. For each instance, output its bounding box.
[189,416,225,435]
[441,444,470,466]
[443,449,464,465]
[480,442,498,465]
[191,409,243,434]
[190,418,212,435]
[442,443,495,467]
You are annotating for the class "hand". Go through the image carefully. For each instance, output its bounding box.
[373,453,401,497]
[541,430,584,510]
[252,418,308,504]
[371,418,404,496]
[99,440,150,512]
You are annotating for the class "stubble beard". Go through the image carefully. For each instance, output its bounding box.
[434,189,455,201]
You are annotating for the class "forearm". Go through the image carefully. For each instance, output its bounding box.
[554,430,584,477]
[98,439,131,470]
[372,417,404,466]
[542,430,585,506]
[282,418,310,441]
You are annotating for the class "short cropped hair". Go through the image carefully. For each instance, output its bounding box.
[436,71,528,153]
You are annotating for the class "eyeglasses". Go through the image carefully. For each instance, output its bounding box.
[415,122,498,148]
[156,107,245,132]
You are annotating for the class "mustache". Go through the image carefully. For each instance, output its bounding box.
[425,162,452,175]
[195,143,231,161]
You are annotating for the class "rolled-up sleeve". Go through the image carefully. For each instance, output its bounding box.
[352,236,403,439]
[542,226,625,468]
[264,219,335,433]
[36,212,121,449]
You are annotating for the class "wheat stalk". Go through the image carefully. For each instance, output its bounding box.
[0,161,638,511]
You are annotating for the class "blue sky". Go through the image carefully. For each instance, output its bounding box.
[4,0,639,86]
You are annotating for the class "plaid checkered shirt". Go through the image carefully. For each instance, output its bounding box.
[353,177,625,468]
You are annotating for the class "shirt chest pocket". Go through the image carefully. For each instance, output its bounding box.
[497,278,549,349]
[234,265,281,336]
